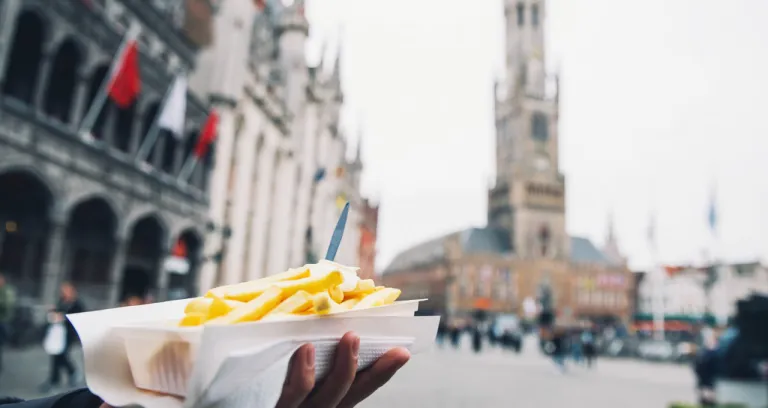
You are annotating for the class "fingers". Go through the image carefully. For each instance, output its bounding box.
[276,344,316,408]
[337,347,410,408]
[300,332,360,408]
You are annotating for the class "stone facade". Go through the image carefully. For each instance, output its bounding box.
[382,0,633,325]
[190,0,368,291]
[0,0,215,312]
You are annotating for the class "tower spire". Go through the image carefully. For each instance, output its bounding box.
[355,125,363,165]
[607,210,616,243]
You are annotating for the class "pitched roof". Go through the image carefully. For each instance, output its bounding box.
[569,236,610,264]
[383,232,453,274]
[383,230,611,274]
[383,227,513,274]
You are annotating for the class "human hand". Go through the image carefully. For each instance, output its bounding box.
[275,331,410,408]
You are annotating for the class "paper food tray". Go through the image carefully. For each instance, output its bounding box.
[69,298,438,408]
[114,299,424,397]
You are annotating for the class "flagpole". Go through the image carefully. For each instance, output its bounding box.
[648,211,665,341]
[135,73,180,163]
[78,23,140,139]
[178,157,198,183]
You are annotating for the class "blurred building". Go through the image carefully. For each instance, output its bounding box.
[382,0,633,324]
[0,0,216,310]
[190,0,368,291]
[635,262,768,327]
[358,198,379,281]
[635,266,708,320]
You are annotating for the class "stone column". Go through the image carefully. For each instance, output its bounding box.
[152,133,167,169]
[69,71,89,128]
[154,238,172,302]
[33,51,53,114]
[106,233,129,307]
[0,0,21,89]
[40,212,67,307]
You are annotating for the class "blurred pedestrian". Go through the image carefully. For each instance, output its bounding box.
[550,327,568,373]
[0,273,16,374]
[436,319,446,346]
[120,295,145,307]
[450,323,461,349]
[582,329,597,368]
[570,330,583,364]
[39,282,85,393]
[472,325,483,354]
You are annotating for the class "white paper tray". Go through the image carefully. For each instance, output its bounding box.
[113,300,425,398]
[68,299,438,408]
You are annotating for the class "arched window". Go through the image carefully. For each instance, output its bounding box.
[539,224,551,256]
[516,2,525,27]
[3,11,46,105]
[86,65,110,140]
[44,39,83,123]
[531,112,548,142]
[531,4,540,27]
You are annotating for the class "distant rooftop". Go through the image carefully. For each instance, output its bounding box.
[383,227,612,274]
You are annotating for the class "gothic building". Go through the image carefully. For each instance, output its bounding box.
[190,0,368,291]
[0,0,216,311]
[382,0,634,325]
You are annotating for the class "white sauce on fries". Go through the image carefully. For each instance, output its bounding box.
[306,260,361,292]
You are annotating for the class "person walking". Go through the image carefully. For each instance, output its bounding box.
[570,330,583,365]
[582,329,597,368]
[0,274,16,374]
[550,327,568,373]
[39,282,85,393]
[472,324,483,354]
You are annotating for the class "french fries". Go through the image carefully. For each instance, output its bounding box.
[343,279,378,299]
[329,286,344,303]
[179,262,402,327]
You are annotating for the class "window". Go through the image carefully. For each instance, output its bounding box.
[532,112,548,142]
[532,4,540,27]
[516,3,525,26]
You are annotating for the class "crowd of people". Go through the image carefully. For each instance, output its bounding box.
[540,326,598,372]
[435,320,522,353]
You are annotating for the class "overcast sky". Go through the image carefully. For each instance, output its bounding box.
[303,0,768,271]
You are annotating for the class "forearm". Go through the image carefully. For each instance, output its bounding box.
[0,389,102,408]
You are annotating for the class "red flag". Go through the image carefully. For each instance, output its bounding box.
[172,239,188,257]
[193,110,219,158]
[255,0,266,10]
[108,41,141,108]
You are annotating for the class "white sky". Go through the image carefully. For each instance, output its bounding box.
[304,0,768,271]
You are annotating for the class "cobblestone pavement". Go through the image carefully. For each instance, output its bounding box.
[0,337,697,407]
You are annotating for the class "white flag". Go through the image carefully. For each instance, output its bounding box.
[157,74,187,138]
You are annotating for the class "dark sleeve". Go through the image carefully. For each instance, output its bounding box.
[68,300,85,315]
[0,389,102,408]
